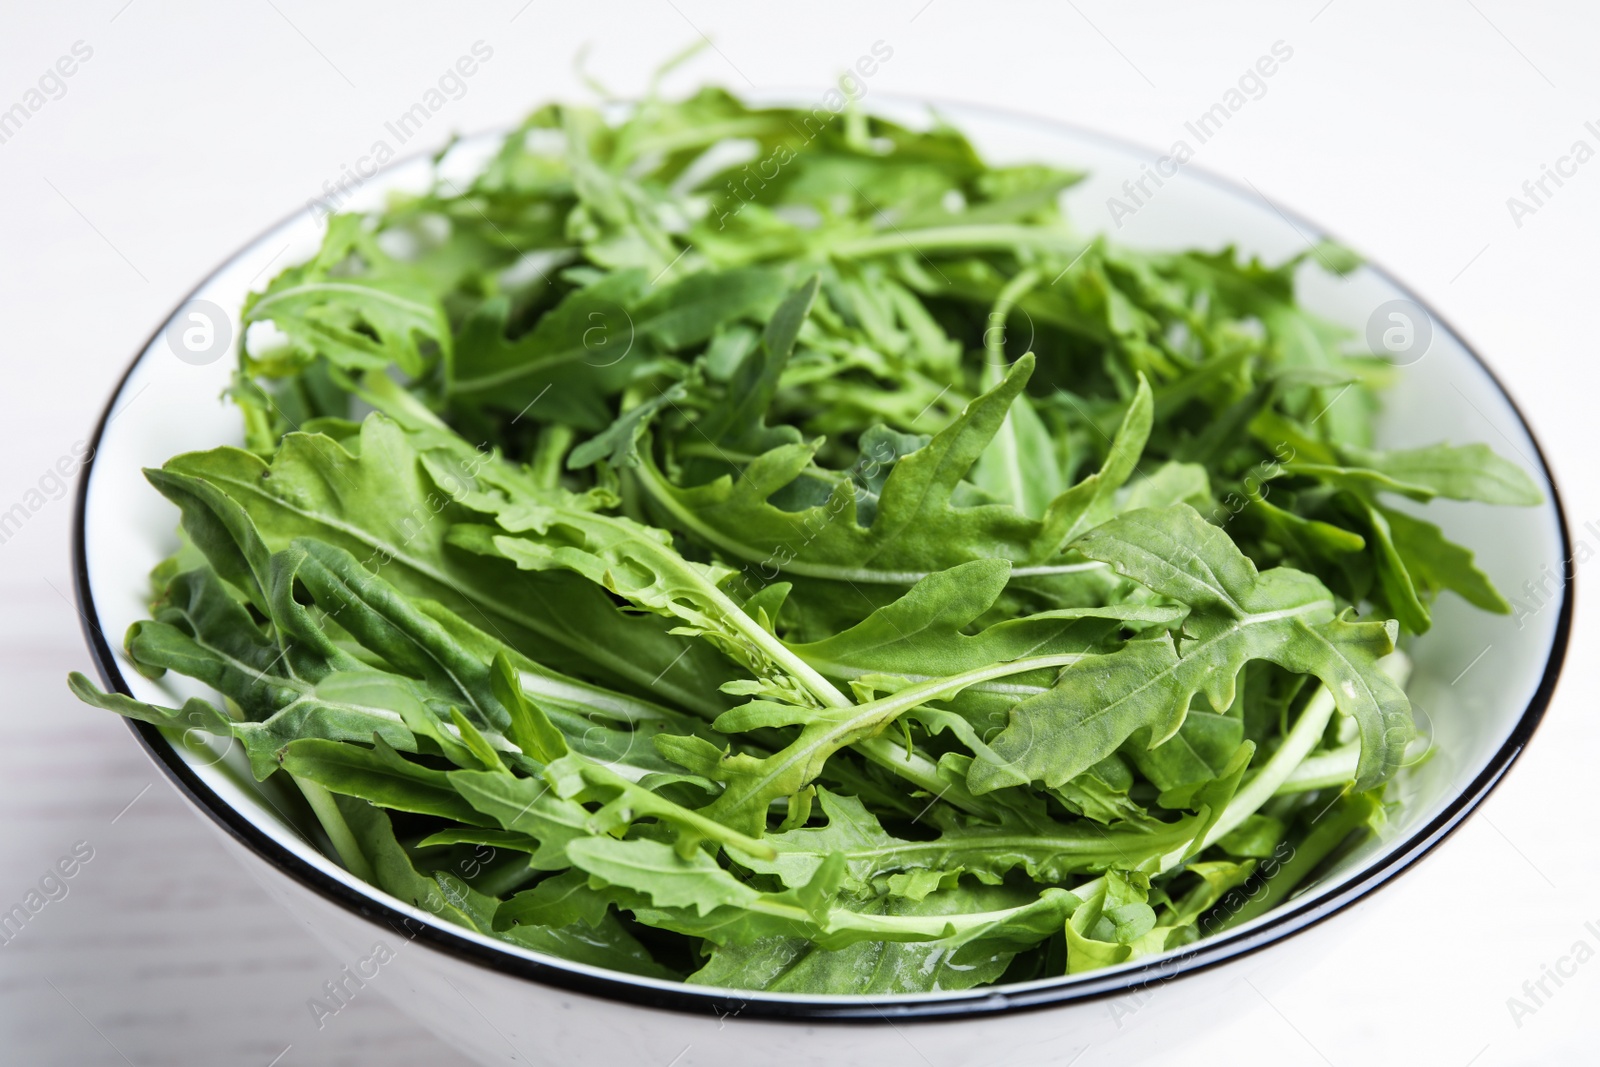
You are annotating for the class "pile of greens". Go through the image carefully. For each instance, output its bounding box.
[72,86,1541,994]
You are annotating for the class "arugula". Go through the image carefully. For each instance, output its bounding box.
[72,79,1543,995]
[240,216,452,396]
[969,505,1410,795]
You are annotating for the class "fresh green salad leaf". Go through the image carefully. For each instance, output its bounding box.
[71,77,1541,995]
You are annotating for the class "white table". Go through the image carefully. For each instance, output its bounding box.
[2,2,1594,1062]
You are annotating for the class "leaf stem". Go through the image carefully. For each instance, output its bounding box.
[984,266,1043,368]
[850,737,997,818]
[292,775,376,883]
[716,655,1088,823]
[674,442,847,485]
[1192,684,1339,858]
[633,452,1025,586]
[692,565,854,710]
[729,888,1073,943]
[826,224,1088,261]
[1007,561,1110,579]
[1274,744,1360,795]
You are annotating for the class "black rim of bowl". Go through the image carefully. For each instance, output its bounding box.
[72,102,1574,1025]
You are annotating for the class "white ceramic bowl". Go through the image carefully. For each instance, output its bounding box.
[73,100,1572,1066]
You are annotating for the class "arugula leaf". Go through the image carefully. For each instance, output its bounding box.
[1327,442,1542,506]
[334,795,497,932]
[1378,504,1510,614]
[970,506,1411,793]
[447,270,655,428]
[788,558,1181,686]
[736,786,1234,893]
[1036,376,1154,553]
[686,885,1038,993]
[578,835,1077,956]
[635,354,1045,585]
[243,216,451,381]
[696,275,819,453]
[155,416,733,717]
[73,80,1541,995]
[280,737,493,825]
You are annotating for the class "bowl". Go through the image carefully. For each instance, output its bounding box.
[72,99,1572,1066]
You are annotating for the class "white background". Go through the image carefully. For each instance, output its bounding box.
[0,2,1594,1064]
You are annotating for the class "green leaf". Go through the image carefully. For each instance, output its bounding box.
[566,383,686,470]
[632,266,792,350]
[107,561,435,779]
[737,787,1224,892]
[970,506,1411,793]
[591,833,1078,954]
[499,910,677,980]
[788,558,1181,689]
[697,274,819,453]
[496,869,610,930]
[280,737,492,824]
[1064,871,1167,974]
[69,84,1548,993]
[449,271,657,428]
[568,837,758,916]
[451,483,836,710]
[1334,442,1543,506]
[635,354,1070,586]
[543,754,774,859]
[489,651,568,763]
[157,415,732,718]
[1359,500,1432,634]
[1038,376,1154,552]
[686,652,1118,835]
[447,769,595,871]
[67,672,235,741]
[969,271,1064,516]
[243,216,450,380]
[333,795,495,933]
[686,886,1037,993]
[1380,504,1511,614]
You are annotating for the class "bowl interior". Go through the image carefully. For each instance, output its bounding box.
[78,101,1568,1007]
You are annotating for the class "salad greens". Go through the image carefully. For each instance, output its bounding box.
[72,83,1541,994]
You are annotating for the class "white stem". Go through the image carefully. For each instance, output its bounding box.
[1275,745,1361,795]
[1150,685,1340,873]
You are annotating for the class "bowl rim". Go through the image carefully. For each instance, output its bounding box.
[71,97,1574,1026]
